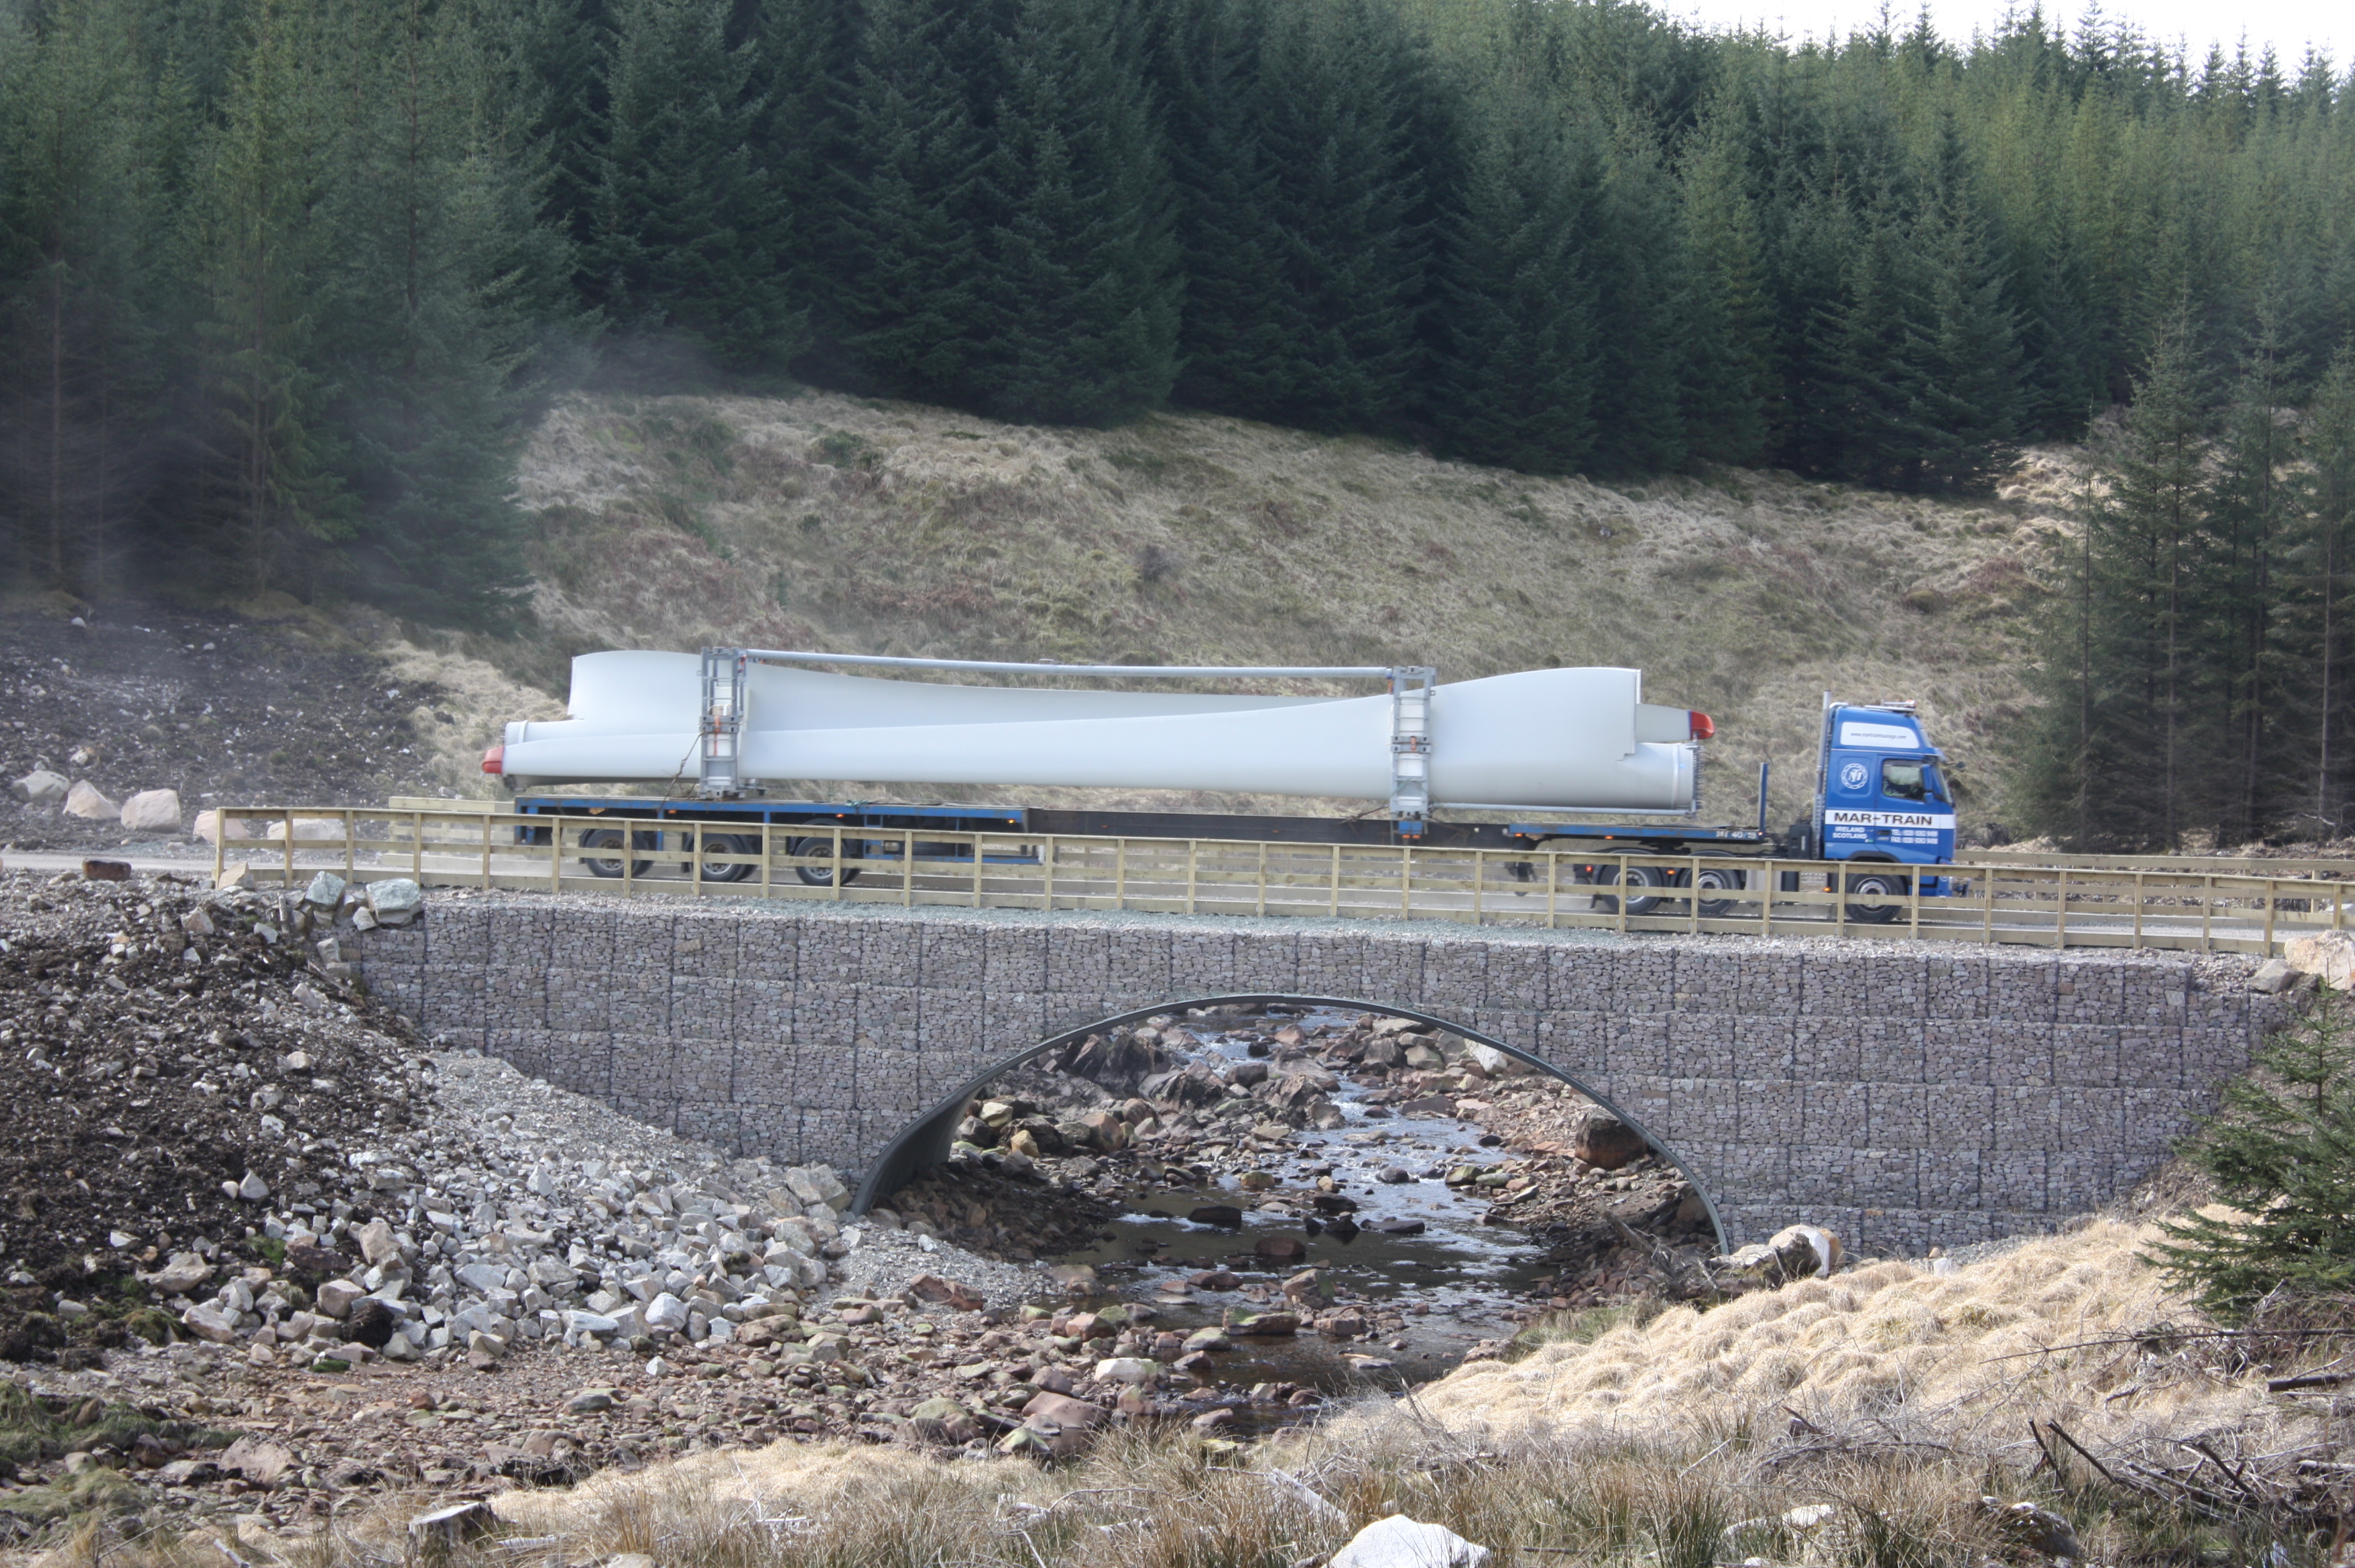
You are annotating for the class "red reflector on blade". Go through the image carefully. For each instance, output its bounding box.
[1689,711,1715,740]
[481,744,504,775]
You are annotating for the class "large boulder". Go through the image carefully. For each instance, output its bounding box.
[1329,1515,1491,1568]
[63,780,120,820]
[1572,1110,1648,1170]
[261,818,344,842]
[1714,1223,1843,1284]
[12,770,68,805]
[2286,930,2355,991]
[120,789,182,832]
[366,879,425,925]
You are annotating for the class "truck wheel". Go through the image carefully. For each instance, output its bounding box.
[788,836,863,887]
[580,827,654,879]
[696,834,757,884]
[1843,868,1908,924]
[1590,864,1668,915]
[1696,865,1746,917]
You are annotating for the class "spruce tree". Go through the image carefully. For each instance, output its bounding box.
[2016,322,2211,850]
[972,0,1179,425]
[834,0,990,401]
[1896,126,2024,490]
[322,0,546,627]
[2205,310,2299,843]
[1431,85,1598,474]
[2150,993,2355,1319]
[1196,0,1435,431]
[1586,127,1695,475]
[1678,101,1773,467]
[589,0,801,376]
[2307,345,2355,835]
[1155,0,1284,414]
[0,0,159,598]
[186,0,349,598]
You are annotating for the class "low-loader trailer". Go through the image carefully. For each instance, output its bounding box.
[481,648,1959,921]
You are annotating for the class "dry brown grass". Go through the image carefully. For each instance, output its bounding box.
[50,1416,2325,1568]
[36,1223,2348,1568]
[476,392,2069,833]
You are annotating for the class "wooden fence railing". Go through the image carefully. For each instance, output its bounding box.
[209,805,2350,955]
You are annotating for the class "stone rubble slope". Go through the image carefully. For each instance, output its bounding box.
[0,867,432,1358]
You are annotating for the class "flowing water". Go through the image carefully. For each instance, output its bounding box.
[1038,1009,1563,1408]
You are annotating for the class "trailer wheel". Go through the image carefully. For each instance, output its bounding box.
[1695,865,1746,917]
[787,836,863,887]
[696,833,758,884]
[1843,868,1908,924]
[580,827,654,879]
[1589,863,1668,915]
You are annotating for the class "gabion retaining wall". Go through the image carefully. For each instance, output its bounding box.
[351,898,2279,1254]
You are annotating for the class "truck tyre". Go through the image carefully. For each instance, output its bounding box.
[1695,865,1746,917]
[787,836,863,887]
[1843,868,1908,924]
[580,827,654,879]
[1589,863,1668,916]
[696,833,758,883]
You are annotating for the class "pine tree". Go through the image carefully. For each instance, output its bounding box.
[1428,85,1598,474]
[972,0,1179,425]
[589,0,801,377]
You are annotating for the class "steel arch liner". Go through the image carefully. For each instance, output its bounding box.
[848,994,1728,1256]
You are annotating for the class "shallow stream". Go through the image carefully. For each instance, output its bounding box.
[1038,1009,1562,1405]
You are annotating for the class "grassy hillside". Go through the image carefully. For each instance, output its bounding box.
[444,390,2074,834]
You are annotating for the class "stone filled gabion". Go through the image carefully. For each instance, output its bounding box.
[350,894,2282,1259]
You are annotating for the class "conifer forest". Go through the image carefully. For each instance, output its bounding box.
[0,0,2350,848]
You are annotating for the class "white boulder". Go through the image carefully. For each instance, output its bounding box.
[1465,1043,1531,1077]
[2286,930,2355,991]
[63,780,120,820]
[120,789,182,831]
[12,770,68,805]
[1329,1515,1492,1568]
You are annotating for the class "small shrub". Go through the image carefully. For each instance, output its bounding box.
[813,429,877,469]
[2150,991,2355,1317]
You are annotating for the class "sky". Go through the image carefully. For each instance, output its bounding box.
[1663,0,2349,69]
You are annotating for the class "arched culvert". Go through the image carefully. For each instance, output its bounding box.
[850,993,1727,1255]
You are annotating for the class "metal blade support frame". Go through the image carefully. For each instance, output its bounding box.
[699,648,749,795]
[1388,667,1437,824]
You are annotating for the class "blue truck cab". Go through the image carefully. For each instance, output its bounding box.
[1814,699,1957,897]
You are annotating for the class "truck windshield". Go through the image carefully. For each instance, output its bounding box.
[1881,759,1948,803]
